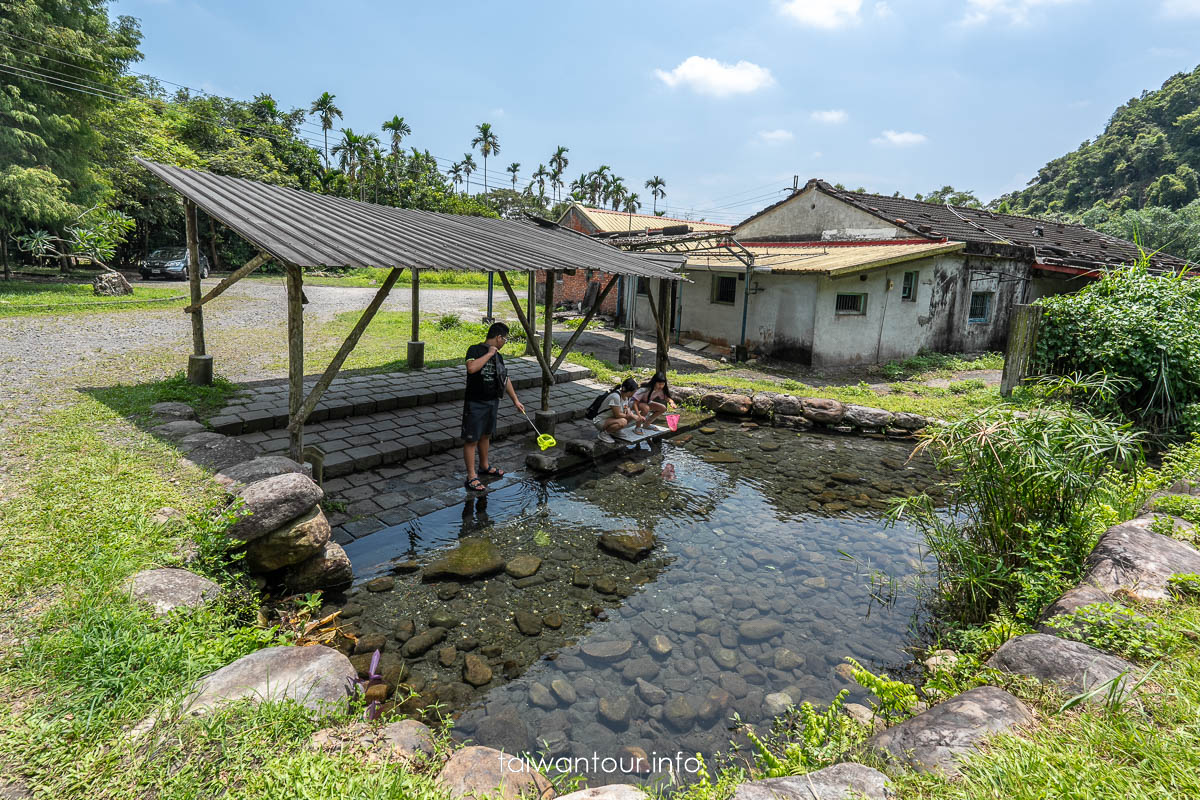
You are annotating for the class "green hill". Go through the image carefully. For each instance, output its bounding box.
[999,64,1200,216]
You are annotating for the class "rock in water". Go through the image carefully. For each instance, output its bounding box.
[228,473,324,543]
[401,627,447,658]
[738,618,785,641]
[185,645,356,717]
[422,538,505,581]
[126,568,220,617]
[598,529,656,561]
[284,541,353,593]
[244,507,332,572]
[505,555,542,579]
[462,654,493,687]
[581,639,632,662]
[92,271,132,296]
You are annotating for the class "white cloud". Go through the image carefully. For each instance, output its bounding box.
[777,0,862,28]
[811,109,848,124]
[654,56,775,97]
[959,0,1079,26]
[872,130,927,147]
[874,1,894,18]
[757,129,795,144]
[1162,0,1200,16]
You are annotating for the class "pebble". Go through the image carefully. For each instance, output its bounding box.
[365,576,394,592]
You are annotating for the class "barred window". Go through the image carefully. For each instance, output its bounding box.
[835,293,867,315]
[636,277,649,296]
[711,275,737,305]
[968,291,993,323]
[901,270,918,301]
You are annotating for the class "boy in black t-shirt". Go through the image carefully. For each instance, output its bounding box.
[462,321,525,492]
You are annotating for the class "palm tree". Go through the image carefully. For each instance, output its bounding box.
[549,145,569,202]
[309,92,342,169]
[506,162,521,189]
[471,122,500,193]
[589,165,611,206]
[358,132,382,201]
[332,128,361,183]
[461,153,477,195]
[532,163,550,202]
[607,177,628,211]
[622,192,641,214]
[448,162,464,195]
[645,176,666,215]
[568,175,587,202]
[382,115,411,157]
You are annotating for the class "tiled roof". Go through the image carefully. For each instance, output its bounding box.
[562,204,730,234]
[682,240,965,276]
[736,179,1190,272]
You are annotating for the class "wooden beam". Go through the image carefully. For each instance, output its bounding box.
[286,264,305,461]
[184,251,270,312]
[551,273,618,373]
[656,278,670,374]
[185,200,206,356]
[498,271,553,379]
[288,267,404,433]
[541,271,555,410]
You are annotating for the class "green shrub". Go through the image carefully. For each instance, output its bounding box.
[1168,572,1200,599]
[1035,255,1200,438]
[740,690,867,777]
[435,313,461,330]
[948,378,986,394]
[1044,603,1179,661]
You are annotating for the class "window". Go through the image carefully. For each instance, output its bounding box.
[835,293,867,315]
[901,270,918,301]
[711,274,738,305]
[636,277,649,296]
[968,291,993,323]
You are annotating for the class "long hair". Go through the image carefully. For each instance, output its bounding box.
[640,371,672,400]
[618,377,639,394]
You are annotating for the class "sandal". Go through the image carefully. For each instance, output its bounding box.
[464,478,487,492]
[480,465,505,477]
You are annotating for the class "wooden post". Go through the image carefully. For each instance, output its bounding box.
[289,268,404,430]
[184,251,270,312]
[541,270,555,411]
[550,273,619,372]
[408,267,424,368]
[185,199,211,385]
[525,271,538,356]
[656,278,670,374]
[286,264,305,461]
[1000,303,1043,396]
[498,271,553,379]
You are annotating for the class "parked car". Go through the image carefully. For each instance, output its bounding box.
[140,247,210,280]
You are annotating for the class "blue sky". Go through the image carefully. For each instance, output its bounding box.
[113,0,1200,224]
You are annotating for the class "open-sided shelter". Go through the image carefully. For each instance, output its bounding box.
[136,159,680,463]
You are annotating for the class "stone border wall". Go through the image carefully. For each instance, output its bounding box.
[670,386,932,436]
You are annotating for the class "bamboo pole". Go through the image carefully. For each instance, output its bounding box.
[550,274,618,373]
[185,200,206,356]
[286,264,305,461]
[542,270,555,411]
[184,251,270,312]
[288,268,404,432]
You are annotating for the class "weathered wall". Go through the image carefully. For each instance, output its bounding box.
[674,270,819,359]
[735,187,909,241]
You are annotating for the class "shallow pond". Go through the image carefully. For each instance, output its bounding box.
[336,420,941,784]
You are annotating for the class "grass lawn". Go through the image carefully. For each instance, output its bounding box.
[245,267,528,290]
[0,280,186,316]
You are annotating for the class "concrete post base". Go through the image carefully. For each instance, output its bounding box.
[733,345,750,362]
[524,333,541,356]
[618,345,634,366]
[407,340,425,370]
[535,410,556,435]
[187,354,213,386]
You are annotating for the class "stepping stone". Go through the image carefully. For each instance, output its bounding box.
[437,746,553,800]
[228,473,324,543]
[867,686,1033,776]
[987,633,1137,697]
[732,763,890,800]
[422,538,504,581]
[214,455,308,491]
[151,420,206,441]
[1083,515,1200,601]
[184,645,356,718]
[125,568,220,617]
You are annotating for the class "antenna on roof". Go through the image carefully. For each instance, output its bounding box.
[792,175,799,193]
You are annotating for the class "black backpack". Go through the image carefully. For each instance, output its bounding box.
[585,389,612,420]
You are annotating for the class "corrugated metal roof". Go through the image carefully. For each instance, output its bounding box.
[562,203,730,234]
[135,159,679,279]
[681,241,966,276]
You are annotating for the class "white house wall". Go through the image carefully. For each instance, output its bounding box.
[735,187,908,241]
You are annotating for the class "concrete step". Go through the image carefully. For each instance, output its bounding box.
[240,379,604,478]
[210,358,592,435]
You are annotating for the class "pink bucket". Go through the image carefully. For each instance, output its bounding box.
[666,414,680,432]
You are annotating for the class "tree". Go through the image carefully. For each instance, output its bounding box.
[589,165,611,206]
[309,92,343,169]
[332,128,362,184]
[471,122,499,193]
[914,186,982,207]
[644,176,666,215]
[550,145,569,202]
[622,192,641,214]
[531,164,550,202]
[461,153,477,195]
[607,177,628,211]
[506,162,521,189]
[448,162,464,195]
[381,115,411,157]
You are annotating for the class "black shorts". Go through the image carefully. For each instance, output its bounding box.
[461,399,499,442]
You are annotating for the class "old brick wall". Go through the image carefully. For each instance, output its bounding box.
[535,270,620,315]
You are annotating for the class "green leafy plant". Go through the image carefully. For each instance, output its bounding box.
[740,691,867,777]
[1044,603,1177,661]
[846,657,918,723]
[1060,663,1160,715]
[435,313,462,330]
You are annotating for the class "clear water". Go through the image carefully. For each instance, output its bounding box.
[339,421,940,783]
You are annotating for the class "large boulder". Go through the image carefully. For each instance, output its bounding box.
[152,420,206,441]
[126,568,220,617]
[1083,515,1200,601]
[843,405,895,430]
[801,398,845,425]
[179,432,259,472]
[731,763,891,800]
[244,507,332,572]
[702,392,753,416]
[214,456,309,492]
[891,411,929,431]
[228,472,324,543]
[986,633,1137,697]
[422,538,505,581]
[437,746,554,800]
[309,719,435,764]
[867,686,1033,776]
[598,529,656,561]
[1036,584,1114,634]
[92,271,132,296]
[184,645,356,717]
[284,541,353,592]
[150,401,197,423]
[751,392,784,418]
[774,394,804,417]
